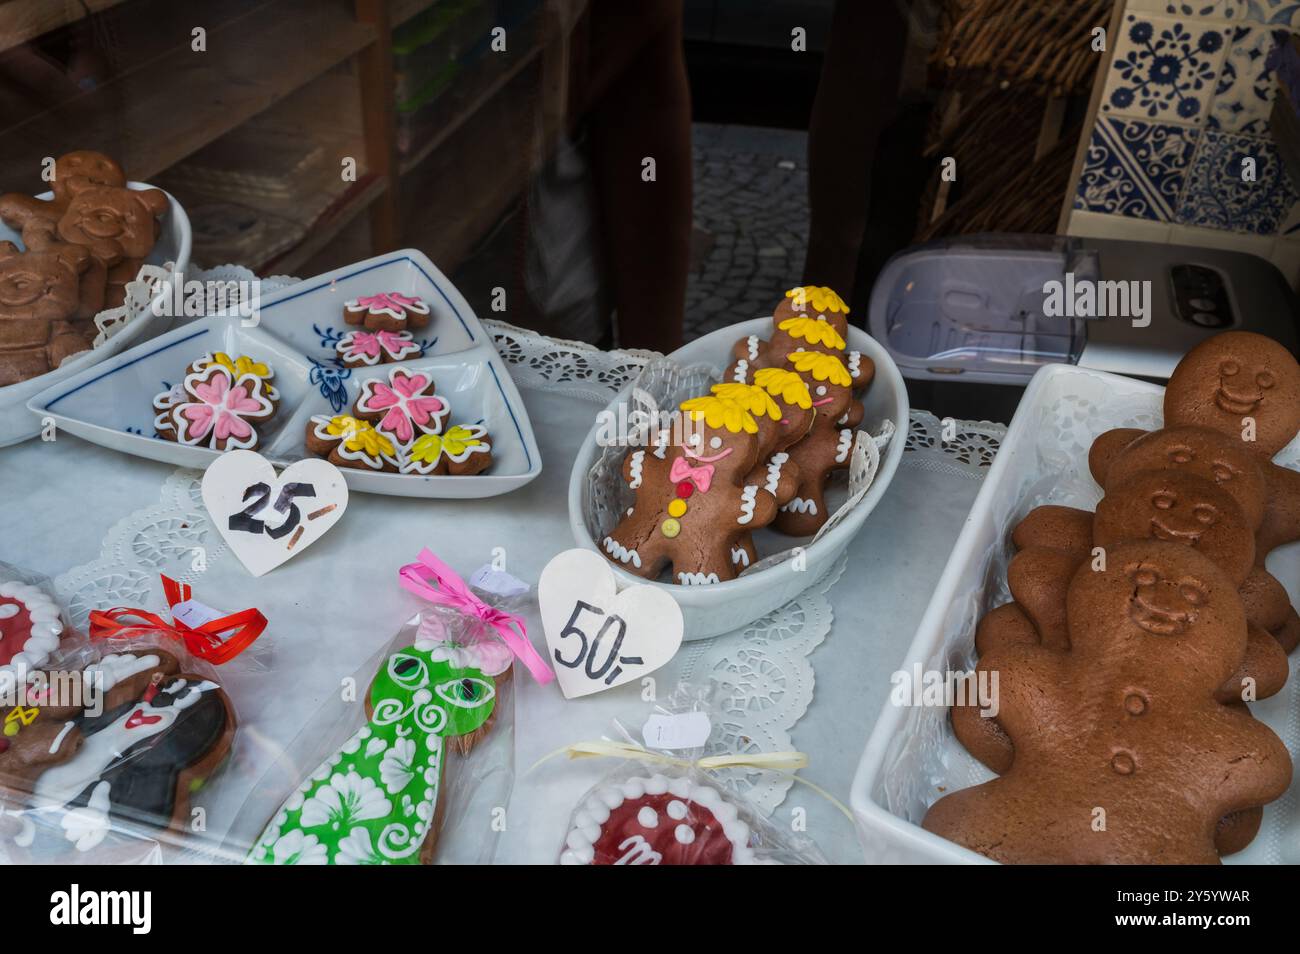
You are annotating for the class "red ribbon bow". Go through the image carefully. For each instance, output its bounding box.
[669,456,714,493]
[88,575,266,665]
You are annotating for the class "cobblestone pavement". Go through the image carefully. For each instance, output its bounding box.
[685,123,809,341]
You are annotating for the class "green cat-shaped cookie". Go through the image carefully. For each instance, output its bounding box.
[248,644,495,865]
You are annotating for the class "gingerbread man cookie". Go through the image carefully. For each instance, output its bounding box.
[601,395,780,585]
[927,540,1293,864]
[729,286,867,384]
[249,630,503,865]
[772,350,867,536]
[560,774,764,865]
[343,292,432,333]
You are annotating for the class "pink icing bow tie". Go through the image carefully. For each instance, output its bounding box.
[669,456,714,493]
[398,549,554,684]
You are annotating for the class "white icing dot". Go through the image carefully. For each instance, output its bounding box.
[644,775,669,795]
[667,800,688,820]
[637,807,658,828]
[674,824,696,845]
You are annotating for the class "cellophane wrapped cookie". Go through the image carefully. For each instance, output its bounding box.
[556,685,827,865]
[235,555,527,865]
[0,621,242,863]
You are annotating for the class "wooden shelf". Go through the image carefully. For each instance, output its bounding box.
[398,26,544,176]
[261,172,389,274]
[0,0,376,184]
[0,0,128,55]
[389,0,440,28]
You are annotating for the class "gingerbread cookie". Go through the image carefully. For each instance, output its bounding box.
[249,633,501,865]
[155,362,277,451]
[0,581,65,686]
[729,286,862,381]
[353,368,449,444]
[402,424,493,476]
[560,774,763,865]
[343,292,432,333]
[601,395,781,585]
[927,541,1293,864]
[306,414,399,472]
[335,329,421,368]
[772,350,867,536]
[188,352,280,404]
[0,240,94,386]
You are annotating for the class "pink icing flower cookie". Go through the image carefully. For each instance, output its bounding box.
[159,364,276,451]
[343,292,432,333]
[0,580,65,688]
[353,368,450,444]
[335,329,421,368]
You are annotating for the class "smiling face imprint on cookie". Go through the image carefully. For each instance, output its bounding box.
[1164,332,1300,458]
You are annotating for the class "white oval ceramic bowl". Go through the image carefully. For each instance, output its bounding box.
[567,318,910,639]
[0,182,191,446]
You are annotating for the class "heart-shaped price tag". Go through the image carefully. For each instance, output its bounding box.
[201,450,349,577]
[539,549,684,699]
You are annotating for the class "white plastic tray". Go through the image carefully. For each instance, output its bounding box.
[850,362,1300,864]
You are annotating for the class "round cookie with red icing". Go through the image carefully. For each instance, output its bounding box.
[560,773,761,865]
[343,292,431,333]
[0,581,65,685]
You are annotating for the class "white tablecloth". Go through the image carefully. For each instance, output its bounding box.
[0,321,1004,865]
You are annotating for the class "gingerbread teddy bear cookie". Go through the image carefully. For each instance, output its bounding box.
[927,540,1293,864]
[0,239,94,386]
[601,394,780,585]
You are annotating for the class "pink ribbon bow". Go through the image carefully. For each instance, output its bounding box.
[398,549,554,684]
[669,456,714,493]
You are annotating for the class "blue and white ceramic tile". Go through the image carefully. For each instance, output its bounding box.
[1176,129,1300,232]
[1221,1,1300,27]
[1103,15,1228,123]
[1075,116,1200,221]
[1150,1,1231,16]
[1208,24,1282,133]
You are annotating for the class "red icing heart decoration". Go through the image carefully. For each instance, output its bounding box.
[0,581,63,674]
[560,773,760,865]
[125,708,163,729]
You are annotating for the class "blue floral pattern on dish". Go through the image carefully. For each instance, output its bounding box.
[1104,16,1226,122]
[1177,129,1300,232]
[308,358,352,413]
[1075,117,1200,221]
[1221,1,1300,26]
[1208,25,1282,133]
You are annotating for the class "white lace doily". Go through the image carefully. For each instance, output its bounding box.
[54,266,1004,817]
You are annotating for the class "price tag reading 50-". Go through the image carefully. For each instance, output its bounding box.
[538,550,684,699]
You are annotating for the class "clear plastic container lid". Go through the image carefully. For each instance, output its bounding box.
[868,234,1089,384]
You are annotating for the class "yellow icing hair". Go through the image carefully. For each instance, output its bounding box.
[787,350,852,388]
[679,395,758,434]
[326,415,394,457]
[785,286,849,315]
[753,367,812,409]
[777,316,846,350]
[709,382,782,421]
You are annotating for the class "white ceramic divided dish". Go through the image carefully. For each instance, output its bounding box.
[28,250,542,498]
[567,318,909,640]
[850,363,1300,864]
[0,183,191,447]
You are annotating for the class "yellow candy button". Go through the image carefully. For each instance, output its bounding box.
[3,722,16,737]
[661,518,681,538]
[668,499,687,518]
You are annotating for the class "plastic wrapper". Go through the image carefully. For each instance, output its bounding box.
[230,550,533,865]
[0,623,245,864]
[0,559,82,694]
[555,684,828,865]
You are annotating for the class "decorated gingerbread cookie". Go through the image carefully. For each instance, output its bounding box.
[335,329,421,368]
[560,774,762,865]
[729,286,864,383]
[353,368,449,444]
[306,414,399,472]
[772,350,866,536]
[188,352,280,404]
[155,362,277,451]
[0,581,65,687]
[928,540,1293,864]
[402,424,493,476]
[601,395,781,585]
[248,633,501,865]
[343,292,432,333]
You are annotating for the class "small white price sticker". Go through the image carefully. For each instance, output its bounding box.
[643,712,712,750]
